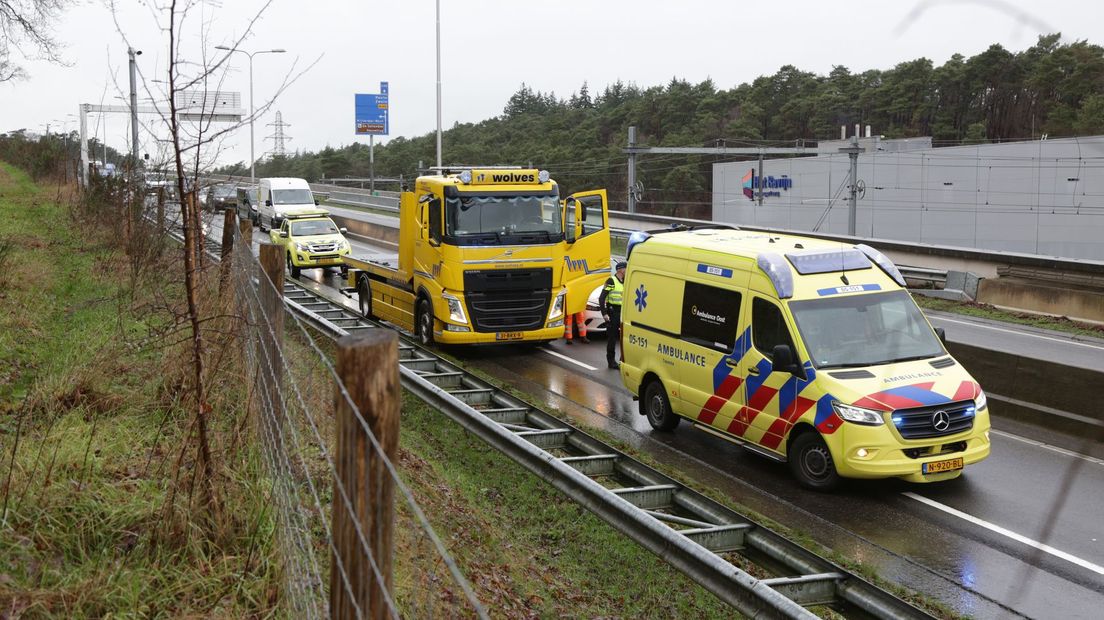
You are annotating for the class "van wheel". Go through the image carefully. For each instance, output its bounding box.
[358,276,376,320]
[643,380,679,431]
[287,252,300,278]
[416,298,434,346]
[789,432,840,491]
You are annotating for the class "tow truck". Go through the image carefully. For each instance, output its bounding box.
[269,208,352,278]
[342,166,610,345]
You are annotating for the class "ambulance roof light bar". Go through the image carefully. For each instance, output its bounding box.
[855,243,907,287]
[757,253,795,299]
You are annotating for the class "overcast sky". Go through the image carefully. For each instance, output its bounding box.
[3,0,1102,167]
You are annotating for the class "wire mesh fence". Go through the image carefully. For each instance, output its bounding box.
[224,219,487,618]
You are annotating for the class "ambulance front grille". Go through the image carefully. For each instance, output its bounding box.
[892,400,976,439]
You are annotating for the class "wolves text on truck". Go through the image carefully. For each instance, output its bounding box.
[618,227,991,490]
[342,167,611,345]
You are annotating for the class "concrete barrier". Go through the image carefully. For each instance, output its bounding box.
[978,277,1104,324]
[947,340,1104,437]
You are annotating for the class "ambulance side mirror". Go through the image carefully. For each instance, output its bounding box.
[935,327,946,344]
[772,344,802,377]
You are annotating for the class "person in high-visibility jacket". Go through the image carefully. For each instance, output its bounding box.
[598,261,626,369]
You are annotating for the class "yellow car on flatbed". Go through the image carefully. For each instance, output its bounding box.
[269,210,352,278]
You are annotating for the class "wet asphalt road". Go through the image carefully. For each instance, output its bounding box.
[204,210,1104,618]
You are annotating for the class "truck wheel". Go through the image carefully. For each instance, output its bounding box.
[357,276,376,320]
[287,252,300,278]
[643,380,679,431]
[416,298,434,346]
[789,432,840,492]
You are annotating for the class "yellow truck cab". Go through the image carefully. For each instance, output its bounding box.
[269,209,352,278]
[343,167,610,346]
[619,226,991,490]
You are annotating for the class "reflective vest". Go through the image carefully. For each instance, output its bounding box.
[604,277,624,307]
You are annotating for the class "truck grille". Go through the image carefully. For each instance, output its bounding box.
[463,268,552,333]
[309,243,337,252]
[892,400,976,440]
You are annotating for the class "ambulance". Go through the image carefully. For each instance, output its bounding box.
[619,226,991,490]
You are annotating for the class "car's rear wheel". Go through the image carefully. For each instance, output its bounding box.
[416,298,434,346]
[789,431,840,491]
[643,379,680,431]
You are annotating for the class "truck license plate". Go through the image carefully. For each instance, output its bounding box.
[495,332,523,341]
[922,457,964,474]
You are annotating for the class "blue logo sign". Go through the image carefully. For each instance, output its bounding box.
[634,284,648,312]
[355,81,389,135]
[742,168,792,200]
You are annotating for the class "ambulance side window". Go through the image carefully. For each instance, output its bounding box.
[681,282,741,353]
[752,297,796,361]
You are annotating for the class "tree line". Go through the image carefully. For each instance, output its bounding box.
[220,34,1104,219]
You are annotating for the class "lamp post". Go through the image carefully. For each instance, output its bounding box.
[128,47,142,169]
[215,45,286,184]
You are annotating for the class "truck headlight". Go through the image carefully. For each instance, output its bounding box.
[974,390,987,410]
[443,293,467,324]
[548,291,565,320]
[833,402,885,426]
[295,242,310,251]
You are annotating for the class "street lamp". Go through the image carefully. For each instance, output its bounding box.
[215,45,286,184]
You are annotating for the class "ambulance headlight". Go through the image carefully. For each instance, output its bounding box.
[548,290,565,320]
[538,169,550,183]
[459,170,473,184]
[974,390,987,411]
[442,293,467,323]
[833,402,885,426]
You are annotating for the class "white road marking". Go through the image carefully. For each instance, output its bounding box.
[929,315,1104,350]
[542,348,599,371]
[992,429,1104,467]
[903,492,1104,577]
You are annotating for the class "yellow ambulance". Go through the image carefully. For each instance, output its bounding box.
[619,227,991,490]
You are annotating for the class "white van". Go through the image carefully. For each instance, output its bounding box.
[257,177,320,230]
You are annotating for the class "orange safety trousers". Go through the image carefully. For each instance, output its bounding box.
[564,312,587,340]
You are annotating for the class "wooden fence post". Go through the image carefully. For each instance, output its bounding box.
[257,243,285,456]
[331,330,400,620]
[218,208,237,300]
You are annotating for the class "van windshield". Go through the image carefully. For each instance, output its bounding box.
[788,290,945,369]
[272,188,314,205]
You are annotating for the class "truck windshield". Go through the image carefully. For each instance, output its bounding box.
[788,290,945,369]
[290,219,339,236]
[272,189,314,205]
[444,192,563,244]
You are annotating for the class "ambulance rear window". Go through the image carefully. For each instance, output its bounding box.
[785,248,871,275]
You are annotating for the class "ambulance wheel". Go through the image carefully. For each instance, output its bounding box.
[416,298,434,346]
[789,431,840,491]
[287,252,300,278]
[357,276,376,320]
[643,380,679,432]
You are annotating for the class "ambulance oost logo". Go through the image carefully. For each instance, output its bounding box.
[634,284,648,312]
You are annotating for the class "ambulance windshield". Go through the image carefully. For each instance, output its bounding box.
[444,191,563,245]
[789,290,945,369]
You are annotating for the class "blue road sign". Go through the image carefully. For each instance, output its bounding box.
[355,82,389,135]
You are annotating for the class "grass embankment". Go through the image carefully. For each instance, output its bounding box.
[0,163,280,616]
[1,164,735,616]
[914,294,1104,339]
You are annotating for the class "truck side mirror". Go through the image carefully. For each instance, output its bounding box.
[771,344,802,377]
[279,230,289,238]
[935,327,946,343]
[339,227,348,234]
[265,199,273,207]
[314,199,320,205]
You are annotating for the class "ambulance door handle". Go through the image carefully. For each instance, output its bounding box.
[725,358,738,367]
[746,367,761,376]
